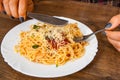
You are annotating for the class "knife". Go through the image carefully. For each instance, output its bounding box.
[27,12,68,26]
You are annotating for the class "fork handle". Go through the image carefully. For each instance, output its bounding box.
[89,23,112,36]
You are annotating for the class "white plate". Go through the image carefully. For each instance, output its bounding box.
[1,17,98,78]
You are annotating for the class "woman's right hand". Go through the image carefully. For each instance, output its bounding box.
[0,0,34,22]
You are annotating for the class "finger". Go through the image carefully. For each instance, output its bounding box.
[18,0,27,22]
[107,15,120,30]
[27,0,34,12]
[0,0,4,12]
[107,37,120,52]
[3,0,11,16]
[9,0,19,18]
[105,31,120,41]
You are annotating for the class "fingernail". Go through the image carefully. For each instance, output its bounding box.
[1,11,6,15]
[19,17,24,22]
[10,16,15,19]
[105,23,112,29]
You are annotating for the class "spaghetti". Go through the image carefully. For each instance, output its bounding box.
[15,22,88,66]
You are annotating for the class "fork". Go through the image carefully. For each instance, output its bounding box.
[73,23,112,42]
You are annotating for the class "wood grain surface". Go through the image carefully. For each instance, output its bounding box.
[0,1,120,80]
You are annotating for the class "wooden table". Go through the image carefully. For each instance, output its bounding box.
[0,1,120,80]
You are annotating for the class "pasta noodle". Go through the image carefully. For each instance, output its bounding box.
[15,22,88,66]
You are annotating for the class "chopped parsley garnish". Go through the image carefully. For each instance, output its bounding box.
[33,25,40,30]
[56,64,58,67]
[32,44,39,49]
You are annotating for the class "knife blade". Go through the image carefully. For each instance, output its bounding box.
[27,12,68,26]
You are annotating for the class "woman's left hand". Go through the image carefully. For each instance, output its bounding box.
[105,14,120,52]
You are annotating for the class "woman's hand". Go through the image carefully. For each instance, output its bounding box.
[105,14,120,52]
[0,0,34,22]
